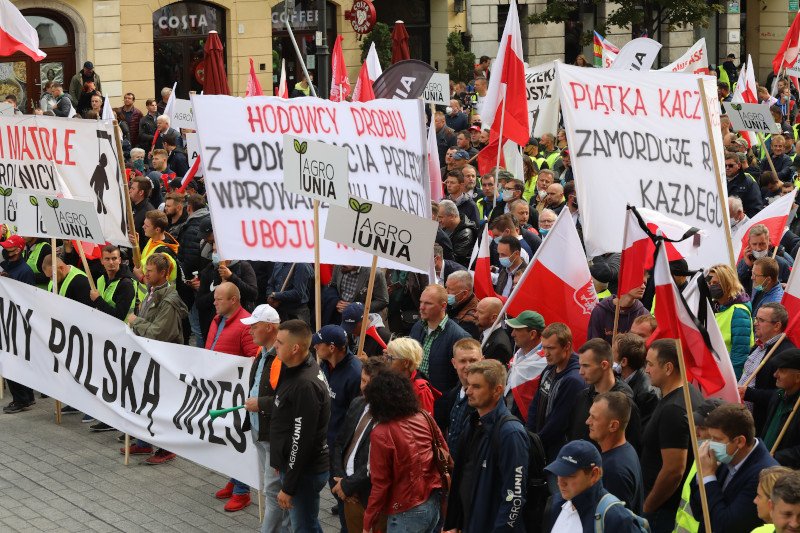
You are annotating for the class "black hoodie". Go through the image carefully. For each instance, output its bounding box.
[92,265,136,321]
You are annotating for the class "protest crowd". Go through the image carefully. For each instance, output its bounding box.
[6,2,800,533]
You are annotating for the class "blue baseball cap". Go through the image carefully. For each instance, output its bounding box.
[341,302,365,335]
[452,150,470,160]
[312,325,348,348]
[544,440,602,477]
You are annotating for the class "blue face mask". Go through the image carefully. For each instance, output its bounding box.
[211,252,221,266]
[493,236,502,245]
[539,229,549,237]
[753,284,763,293]
[499,257,512,268]
[708,440,737,464]
[447,294,456,306]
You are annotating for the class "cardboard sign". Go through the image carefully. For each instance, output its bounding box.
[17,194,105,243]
[556,64,729,268]
[0,186,18,226]
[723,102,781,134]
[185,132,204,177]
[525,61,560,138]
[324,196,438,271]
[282,135,349,207]
[423,73,449,105]
[171,98,196,129]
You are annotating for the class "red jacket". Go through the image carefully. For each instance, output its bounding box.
[412,371,442,416]
[205,306,259,357]
[363,411,446,530]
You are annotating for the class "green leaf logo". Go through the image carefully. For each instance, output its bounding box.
[52,199,59,208]
[0,187,7,196]
[349,198,361,212]
[299,141,308,154]
[732,103,742,111]
[45,198,54,208]
[359,203,372,214]
[2,188,11,197]
[294,139,302,153]
[29,196,38,207]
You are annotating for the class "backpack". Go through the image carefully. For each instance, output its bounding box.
[593,493,650,533]
[491,414,549,531]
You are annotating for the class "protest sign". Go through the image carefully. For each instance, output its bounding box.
[0,115,129,245]
[722,102,781,134]
[185,132,204,178]
[786,64,800,78]
[0,278,260,486]
[525,61,560,137]
[17,194,104,243]
[423,73,449,105]
[172,98,196,130]
[191,95,430,271]
[609,38,662,71]
[659,38,710,74]
[283,135,350,207]
[556,64,729,268]
[0,186,18,226]
[324,196,437,271]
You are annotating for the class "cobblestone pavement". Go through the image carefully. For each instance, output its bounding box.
[0,395,341,533]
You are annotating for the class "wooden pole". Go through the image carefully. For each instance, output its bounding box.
[697,77,737,269]
[356,256,379,358]
[674,340,713,533]
[114,121,140,266]
[258,489,265,521]
[51,239,61,425]
[74,242,97,292]
[313,201,322,330]
[278,263,297,293]
[771,393,800,455]
[757,132,779,178]
[124,434,130,465]
[741,333,787,388]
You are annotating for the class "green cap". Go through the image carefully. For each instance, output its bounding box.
[505,310,545,330]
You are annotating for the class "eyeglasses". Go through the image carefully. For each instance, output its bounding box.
[725,163,737,168]
[383,353,399,362]
[754,317,778,324]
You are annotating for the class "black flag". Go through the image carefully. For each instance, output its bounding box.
[372,60,435,100]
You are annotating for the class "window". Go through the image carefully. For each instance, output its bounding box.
[498,4,529,58]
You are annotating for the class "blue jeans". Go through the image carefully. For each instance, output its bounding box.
[387,491,440,533]
[643,507,678,533]
[279,470,328,533]
[254,440,291,533]
[229,478,250,495]
[189,303,204,348]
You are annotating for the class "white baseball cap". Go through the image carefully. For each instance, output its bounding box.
[240,304,280,325]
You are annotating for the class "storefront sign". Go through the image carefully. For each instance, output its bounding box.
[345,0,376,35]
[157,14,208,31]
[153,3,222,37]
[272,6,320,31]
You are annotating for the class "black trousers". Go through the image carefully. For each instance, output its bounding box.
[7,380,34,405]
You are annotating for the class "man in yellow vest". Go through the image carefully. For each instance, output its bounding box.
[131,210,180,286]
[22,237,51,289]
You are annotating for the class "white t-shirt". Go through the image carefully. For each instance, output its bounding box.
[551,500,582,532]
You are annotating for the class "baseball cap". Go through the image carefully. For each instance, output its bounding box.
[562,148,570,157]
[0,235,25,250]
[312,325,348,348]
[341,302,365,335]
[240,304,280,325]
[505,310,545,330]
[693,398,725,426]
[468,125,481,132]
[734,138,749,149]
[545,440,602,477]
[199,217,214,236]
[453,150,470,160]
[772,349,800,371]
[83,61,94,70]
[669,259,693,277]
[589,262,615,284]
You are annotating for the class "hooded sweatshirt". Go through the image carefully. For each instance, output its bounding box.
[586,296,649,344]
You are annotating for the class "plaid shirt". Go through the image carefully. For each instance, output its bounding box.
[419,315,449,375]
[338,269,361,302]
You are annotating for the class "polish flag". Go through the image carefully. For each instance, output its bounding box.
[731,55,759,148]
[773,10,800,75]
[0,0,46,60]
[329,35,351,102]
[151,82,177,152]
[245,58,264,97]
[781,252,800,346]
[427,118,443,202]
[505,348,548,423]
[177,156,202,193]
[618,207,701,296]
[731,190,794,260]
[649,241,729,398]
[502,209,598,348]
[476,132,507,175]
[365,42,383,81]
[73,241,104,261]
[472,225,502,300]
[101,95,115,121]
[352,62,375,102]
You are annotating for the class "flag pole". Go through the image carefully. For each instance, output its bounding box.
[356,256,379,358]
[740,332,787,389]
[757,132,780,182]
[51,238,62,425]
[494,38,509,185]
[697,77,737,269]
[285,20,318,98]
[771,393,800,454]
[674,339,713,533]
[313,201,321,329]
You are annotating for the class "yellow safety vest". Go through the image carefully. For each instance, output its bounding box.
[139,239,178,283]
[48,266,86,296]
[793,123,800,142]
[96,275,138,315]
[522,178,537,203]
[544,150,561,170]
[673,461,699,533]
[24,241,49,289]
[597,289,612,300]
[715,303,754,354]
[534,156,547,171]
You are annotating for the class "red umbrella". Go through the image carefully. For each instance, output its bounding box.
[202,30,230,95]
[391,21,410,64]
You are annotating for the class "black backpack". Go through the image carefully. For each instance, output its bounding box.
[491,414,549,531]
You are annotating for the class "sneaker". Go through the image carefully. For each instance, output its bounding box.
[89,422,114,432]
[81,414,95,423]
[145,449,176,465]
[215,482,235,499]
[224,493,251,512]
[120,444,153,455]
[60,405,80,415]
[3,402,32,414]
[117,433,127,443]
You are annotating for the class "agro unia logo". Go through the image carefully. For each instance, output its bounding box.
[295,139,337,200]
[349,198,412,262]
[30,196,95,240]
[573,280,598,315]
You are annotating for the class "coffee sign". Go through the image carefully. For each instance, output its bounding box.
[345,0,376,35]
[324,196,438,271]
[283,135,349,206]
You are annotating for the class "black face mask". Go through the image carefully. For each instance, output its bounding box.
[709,284,724,300]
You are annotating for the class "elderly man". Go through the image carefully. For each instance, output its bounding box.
[726,151,764,217]
[445,270,479,339]
[437,199,477,267]
[729,196,750,233]
[538,208,557,237]
[532,169,556,213]
[737,224,792,294]
[761,133,795,182]
[152,114,183,152]
[508,199,541,245]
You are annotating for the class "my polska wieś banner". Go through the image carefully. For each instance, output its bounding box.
[0,279,260,487]
[191,95,430,271]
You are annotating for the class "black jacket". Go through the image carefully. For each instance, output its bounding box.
[269,354,331,495]
[567,378,643,454]
[243,347,279,442]
[330,396,374,507]
[482,327,514,366]
[92,266,136,321]
[743,336,797,434]
[446,218,477,267]
[726,171,764,218]
[132,199,155,249]
[167,149,190,177]
[546,481,645,533]
[763,389,800,467]
[626,369,660,429]
[138,113,157,150]
[176,208,209,275]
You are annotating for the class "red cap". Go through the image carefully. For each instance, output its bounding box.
[0,235,25,250]
[468,125,481,132]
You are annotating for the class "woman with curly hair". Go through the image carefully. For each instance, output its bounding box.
[383,337,441,415]
[708,263,754,378]
[362,371,448,533]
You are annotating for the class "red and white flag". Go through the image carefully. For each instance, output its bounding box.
[245,57,264,97]
[650,242,734,399]
[502,209,598,348]
[329,35,351,102]
[352,62,375,102]
[427,118,443,203]
[781,250,800,347]
[773,10,800,75]
[0,0,46,61]
[101,94,115,121]
[353,42,382,101]
[731,190,794,260]
[152,82,177,152]
[505,348,548,423]
[731,55,759,148]
[472,225,502,300]
[176,156,202,193]
[618,207,701,297]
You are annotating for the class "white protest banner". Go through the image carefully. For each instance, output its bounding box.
[0,115,129,245]
[609,38,662,71]
[0,186,18,226]
[556,64,728,268]
[659,38,710,75]
[171,98,196,129]
[17,194,104,243]
[191,95,430,271]
[324,196,438,271]
[0,278,260,487]
[283,135,350,207]
[185,132,204,178]
[602,47,617,68]
[722,102,781,134]
[525,61,560,137]
[786,64,800,78]
[424,73,449,105]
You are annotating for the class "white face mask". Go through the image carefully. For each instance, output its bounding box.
[445,106,453,115]
[752,249,769,259]
[612,362,621,374]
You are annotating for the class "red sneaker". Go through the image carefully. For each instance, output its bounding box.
[120,444,153,455]
[215,482,235,499]
[144,449,176,465]
[224,493,251,512]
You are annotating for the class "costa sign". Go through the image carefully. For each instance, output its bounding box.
[345,0,376,35]
[157,14,208,30]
